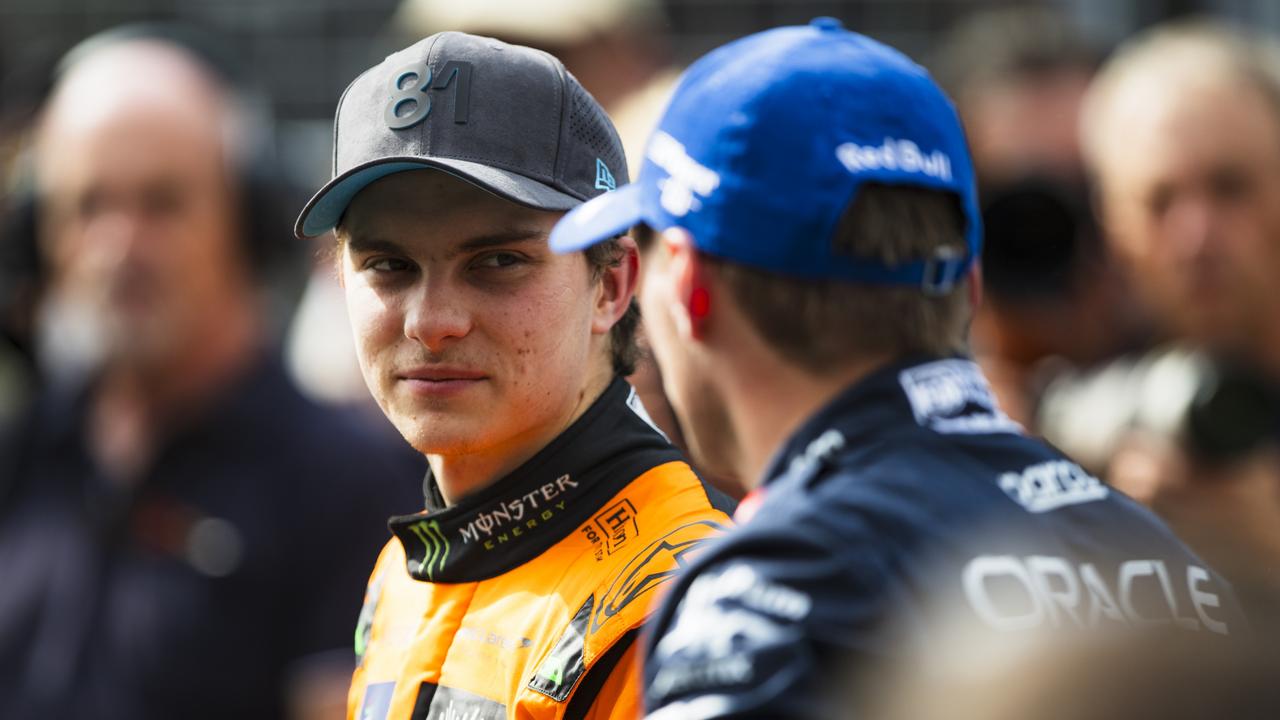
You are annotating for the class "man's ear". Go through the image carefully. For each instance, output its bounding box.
[661,227,712,341]
[591,236,640,335]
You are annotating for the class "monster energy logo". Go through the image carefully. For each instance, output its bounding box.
[409,519,450,580]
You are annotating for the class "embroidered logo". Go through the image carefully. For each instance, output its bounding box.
[647,131,720,216]
[998,460,1109,513]
[595,158,617,191]
[581,499,639,561]
[899,359,1023,435]
[836,137,952,181]
[407,519,450,581]
[457,474,579,547]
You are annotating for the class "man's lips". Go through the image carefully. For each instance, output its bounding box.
[397,367,488,397]
[398,366,488,381]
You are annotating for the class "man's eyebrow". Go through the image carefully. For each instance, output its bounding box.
[457,229,548,252]
[343,229,548,256]
[344,237,405,255]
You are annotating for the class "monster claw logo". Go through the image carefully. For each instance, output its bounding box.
[408,519,450,581]
[590,520,727,634]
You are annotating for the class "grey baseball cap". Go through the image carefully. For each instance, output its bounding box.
[295,31,628,238]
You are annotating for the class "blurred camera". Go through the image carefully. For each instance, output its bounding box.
[1037,348,1280,470]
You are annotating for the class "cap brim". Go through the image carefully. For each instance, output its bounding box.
[549,183,646,253]
[295,157,584,238]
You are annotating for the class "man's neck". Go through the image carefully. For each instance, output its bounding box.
[428,365,615,506]
[725,353,890,488]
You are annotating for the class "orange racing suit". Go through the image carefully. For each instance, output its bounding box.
[349,378,732,719]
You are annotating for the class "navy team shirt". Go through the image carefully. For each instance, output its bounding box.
[643,357,1245,719]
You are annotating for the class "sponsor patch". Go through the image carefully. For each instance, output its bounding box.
[356,682,396,720]
[648,131,721,216]
[998,460,1108,513]
[899,359,1022,435]
[422,685,507,720]
[581,499,639,561]
[963,555,1229,635]
[836,137,952,181]
[591,520,726,634]
[648,564,810,702]
[457,474,579,547]
[528,596,593,701]
[455,626,533,651]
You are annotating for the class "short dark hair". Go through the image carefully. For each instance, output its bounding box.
[638,184,971,375]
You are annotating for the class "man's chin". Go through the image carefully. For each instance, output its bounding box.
[395,417,492,458]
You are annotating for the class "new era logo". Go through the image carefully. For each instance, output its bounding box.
[595,159,616,191]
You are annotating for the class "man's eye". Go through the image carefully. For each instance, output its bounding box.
[474,252,525,269]
[365,257,412,273]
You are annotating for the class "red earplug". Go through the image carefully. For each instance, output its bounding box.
[689,287,711,319]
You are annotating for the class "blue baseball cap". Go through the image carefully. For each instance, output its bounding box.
[549,18,981,292]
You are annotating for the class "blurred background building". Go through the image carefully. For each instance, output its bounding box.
[4,0,1279,195]
[7,0,1280,463]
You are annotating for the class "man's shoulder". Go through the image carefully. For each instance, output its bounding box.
[641,516,886,719]
[514,464,731,716]
[552,459,734,634]
[773,419,1180,545]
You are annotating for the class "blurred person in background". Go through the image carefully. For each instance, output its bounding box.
[553,19,1242,719]
[934,6,1147,426]
[0,25,423,720]
[1071,19,1280,618]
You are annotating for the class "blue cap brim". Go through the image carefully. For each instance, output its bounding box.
[549,183,646,253]
[295,158,582,239]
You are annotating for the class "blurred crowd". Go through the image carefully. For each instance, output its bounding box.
[2,0,1280,718]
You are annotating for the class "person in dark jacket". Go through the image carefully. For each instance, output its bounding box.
[551,18,1246,719]
[0,26,424,720]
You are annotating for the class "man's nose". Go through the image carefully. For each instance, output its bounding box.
[402,280,472,353]
[76,208,143,272]
[1164,196,1218,260]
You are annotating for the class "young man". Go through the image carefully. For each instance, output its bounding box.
[294,31,730,720]
[552,19,1245,718]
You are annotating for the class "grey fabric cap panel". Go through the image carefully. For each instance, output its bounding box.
[295,31,628,238]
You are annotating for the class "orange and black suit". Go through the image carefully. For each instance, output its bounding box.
[349,378,732,719]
